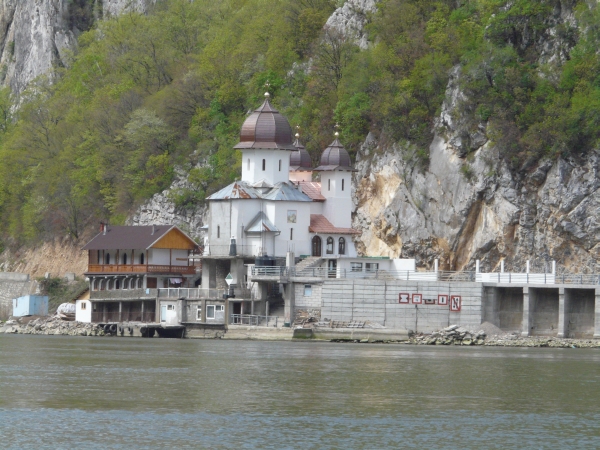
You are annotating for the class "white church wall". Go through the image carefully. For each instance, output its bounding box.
[241,149,291,185]
[209,202,232,256]
[320,172,352,228]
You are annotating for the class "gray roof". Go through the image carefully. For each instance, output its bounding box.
[82,225,197,250]
[245,212,280,234]
[314,138,356,172]
[207,180,313,202]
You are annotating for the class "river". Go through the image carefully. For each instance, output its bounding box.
[0,335,599,449]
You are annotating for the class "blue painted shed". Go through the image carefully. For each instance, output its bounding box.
[12,295,49,317]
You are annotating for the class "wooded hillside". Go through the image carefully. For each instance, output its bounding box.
[0,0,598,248]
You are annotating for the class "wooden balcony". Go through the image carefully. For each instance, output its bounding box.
[87,264,197,275]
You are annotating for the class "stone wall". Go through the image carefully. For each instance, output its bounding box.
[294,282,322,309]
[0,272,36,319]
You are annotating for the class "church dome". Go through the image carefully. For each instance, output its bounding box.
[314,135,355,171]
[289,135,313,171]
[234,94,296,150]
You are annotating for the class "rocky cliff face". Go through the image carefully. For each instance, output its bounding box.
[128,175,207,241]
[324,0,377,49]
[0,0,154,95]
[353,71,600,274]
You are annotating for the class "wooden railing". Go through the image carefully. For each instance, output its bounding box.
[87,264,196,275]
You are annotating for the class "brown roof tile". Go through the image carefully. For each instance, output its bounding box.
[82,225,198,250]
[297,182,325,201]
[309,214,360,235]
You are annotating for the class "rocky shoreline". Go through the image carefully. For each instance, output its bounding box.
[407,324,600,348]
[1,316,109,337]
[2,317,600,347]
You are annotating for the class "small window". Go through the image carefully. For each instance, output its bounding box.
[328,179,331,191]
[217,225,220,239]
[81,302,87,310]
[304,285,312,296]
[262,159,266,171]
[97,250,100,263]
[326,237,334,254]
[217,305,224,312]
[351,262,363,272]
[140,253,145,265]
[342,178,345,191]
[279,159,282,171]
[105,253,110,264]
[290,228,293,240]
[167,304,174,310]
[366,263,379,273]
[122,253,127,265]
[247,158,250,170]
[206,305,215,319]
[197,307,202,320]
[339,237,346,255]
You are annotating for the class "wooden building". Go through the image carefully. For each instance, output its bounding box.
[81,225,200,323]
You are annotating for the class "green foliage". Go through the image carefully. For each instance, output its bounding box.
[0,0,599,246]
[37,277,89,314]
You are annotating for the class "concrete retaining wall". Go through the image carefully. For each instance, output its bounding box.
[320,279,484,333]
[566,289,595,338]
[0,273,36,320]
[530,288,559,336]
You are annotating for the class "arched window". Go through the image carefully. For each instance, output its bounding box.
[342,178,345,191]
[122,253,127,265]
[339,237,346,255]
[105,253,111,264]
[279,159,281,171]
[262,159,266,171]
[115,279,121,290]
[138,278,143,289]
[326,237,334,254]
[247,158,250,170]
[328,179,331,191]
[140,253,145,265]
[312,236,322,257]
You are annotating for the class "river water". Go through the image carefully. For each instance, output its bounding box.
[0,335,599,449]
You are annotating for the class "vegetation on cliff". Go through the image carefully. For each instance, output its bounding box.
[0,0,598,246]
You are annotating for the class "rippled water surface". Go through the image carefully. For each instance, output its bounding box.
[1,335,599,449]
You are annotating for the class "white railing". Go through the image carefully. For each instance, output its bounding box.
[229,314,279,327]
[158,288,227,299]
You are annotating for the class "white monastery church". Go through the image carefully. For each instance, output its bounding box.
[201,92,415,323]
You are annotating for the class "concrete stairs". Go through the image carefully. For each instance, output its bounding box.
[294,257,323,274]
[266,301,285,327]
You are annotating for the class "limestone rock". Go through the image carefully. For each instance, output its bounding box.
[325,0,378,49]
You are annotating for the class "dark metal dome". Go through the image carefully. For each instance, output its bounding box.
[289,137,313,171]
[234,96,296,150]
[314,137,356,171]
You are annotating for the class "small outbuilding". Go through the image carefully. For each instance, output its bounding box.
[12,295,49,317]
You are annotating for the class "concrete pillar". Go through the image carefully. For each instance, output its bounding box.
[594,288,600,339]
[266,300,270,317]
[434,259,438,273]
[283,283,295,325]
[119,301,122,323]
[521,287,533,337]
[501,260,504,273]
[102,302,107,323]
[557,288,567,338]
[251,299,255,315]
[526,260,530,273]
[202,259,217,289]
[286,252,295,268]
[476,260,480,273]
[224,298,230,325]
